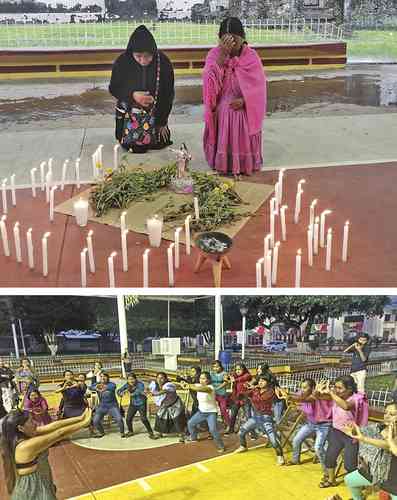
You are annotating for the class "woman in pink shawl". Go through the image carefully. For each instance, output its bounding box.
[203,17,266,176]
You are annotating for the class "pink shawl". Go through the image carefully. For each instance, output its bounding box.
[203,44,266,144]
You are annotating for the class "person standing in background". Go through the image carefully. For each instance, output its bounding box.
[344,333,371,393]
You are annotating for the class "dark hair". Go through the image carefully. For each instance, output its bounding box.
[63,370,74,377]
[213,360,224,371]
[78,373,86,379]
[257,363,270,373]
[191,366,202,382]
[19,358,31,368]
[219,17,246,39]
[335,375,357,394]
[201,371,212,384]
[357,333,370,340]
[27,389,42,400]
[101,372,110,382]
[303,378,316,390]
[95,361,103,368]
[127,372,137,380]
[257,374,272,386]
[1,410,30,493]
[235,363,248,374]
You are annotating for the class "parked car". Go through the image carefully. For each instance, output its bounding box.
[263,340,288,353]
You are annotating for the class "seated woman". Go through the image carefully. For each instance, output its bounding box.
[56,370,87,419]
[0,408,91,500]
[181,371,225,452]
[236,375,285,465]
[117,372,156,439]
[109,24,174,154]
[315,376,368,489]
[203,17,266,176]
[149,372,186,442]
[24,390,52,427]
[336,400,397,500]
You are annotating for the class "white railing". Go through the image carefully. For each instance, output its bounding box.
[0,18,344,49]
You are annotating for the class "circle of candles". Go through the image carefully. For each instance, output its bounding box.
[307,225,313,267]
[143,249,150,287]
[30,168,37,198]
[313,216,320,255]
[272,241,280,285]
[10,174,16,206]
[167,243,175,287]
[74,199,89,227]
[342,221,350,263]
[75,158,81,189]
[122,230,128,272]
[27,228,34,269]
[309,199,318,228]
[266,251,272,288]
[2,179,8,215]
[147,214,163,248]
[193,197,200,220]
[13,222,22,263]
[256,257,264,288]
[280,205,288,241]
[295,249,302,287]
[185,215,191,255]
[325,228,333,271]
[108,251,117,287]
[0,215,10,257]
[42,232,51,277]
[81,248,88,287]
[320,210,332,248]
[87,230,95,273]
[174,227,182,269]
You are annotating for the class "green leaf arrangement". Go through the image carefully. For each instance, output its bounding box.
[89,163,250,232]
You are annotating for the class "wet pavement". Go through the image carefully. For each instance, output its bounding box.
[1,63,397,130]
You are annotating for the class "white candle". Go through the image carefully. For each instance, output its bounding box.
[13,222,22,263]
[75,159,81,189]
[27,228,34,269]
[272,241,280,285]
[342,220,350,263]
[92,153,97,179]
[143,249,150,287]
[0,215,10,257]
[185,215,191,255]
[270,210,276,249]
[107,251,117,287]
[113,144,120,170]
[314,216,320,255]
[49,186,58,222]
[45,171,52,204]
[256,257,264,288]
[307,225,313,267]
[87,230,95,273]
[274,185,279,214]
[168,243,175,286]
[295,249,302,288]
[60,160,69,191]
[2,179,8,215]
[320,210,332,248]
[10,174,16,206]
[48,158,53,172]
[265,251,272,288]
[194,197,200,220]
[73,199,89,227]
[263,234,271,275]
[174,227,182,269]
[280,205,287,241]
[42,232,50,277]
[147,214,162,248]
[81,248,88,287]
[326,228,332,271]
[309,199,318,228]
[30,168,37,198]
[120,211,127,233]
[40,162,46,191]
[294,179,305,224]
[121,229,128,272]
[98,144,103,168]
[278,168,285,204]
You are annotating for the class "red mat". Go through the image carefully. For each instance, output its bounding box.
[1,163,396,287]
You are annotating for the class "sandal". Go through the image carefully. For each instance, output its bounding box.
[319,478,337,488]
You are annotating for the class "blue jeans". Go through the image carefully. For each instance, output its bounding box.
[93,405,125,435]
[187,410,224,449]
[239,414,283,456]
[292,421,330,470]
[273,400,285,424]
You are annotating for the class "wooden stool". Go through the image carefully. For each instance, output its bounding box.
[194,251,232,288]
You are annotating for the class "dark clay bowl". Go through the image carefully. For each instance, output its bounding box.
[194,231,233,256]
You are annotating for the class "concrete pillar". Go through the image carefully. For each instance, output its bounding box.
[117,294,128,377]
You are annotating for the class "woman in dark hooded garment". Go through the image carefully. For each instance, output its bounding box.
[109,24,175,154]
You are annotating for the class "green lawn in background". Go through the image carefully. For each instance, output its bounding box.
[366,374,396,391]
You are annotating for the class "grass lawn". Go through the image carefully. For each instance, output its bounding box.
[366,374,396,391]
[348,29,397,60]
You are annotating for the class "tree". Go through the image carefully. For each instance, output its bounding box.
[223,295,390,340]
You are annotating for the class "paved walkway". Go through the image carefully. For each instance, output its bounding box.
[1,113,397,186]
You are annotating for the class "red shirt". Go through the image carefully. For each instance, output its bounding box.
[231,372,252,405]
[247,387,275,416]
